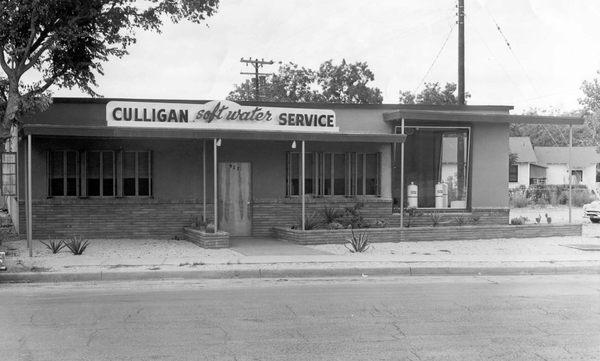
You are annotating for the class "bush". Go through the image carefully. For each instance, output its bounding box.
[293,211,322,230]
[429,213,442,227]
[40,240,65,254]
[321,206,342,224]
[454,215,467,226]
[345,228,370,253]
[509,190,530,208]
[510,216,528,225]
[65,236,90,255]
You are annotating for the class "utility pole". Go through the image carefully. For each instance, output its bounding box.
[240,58,274,101]
[457,0,465,105]
[456,0,466,200]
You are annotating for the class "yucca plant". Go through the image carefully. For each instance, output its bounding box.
[345,228,370,253]
[429,213,442,227]
[322,206,341,223]
[294,211,322,230]
[65,236,90,255]
[40,240,65,254]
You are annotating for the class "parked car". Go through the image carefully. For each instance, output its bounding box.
[583,200,600,223]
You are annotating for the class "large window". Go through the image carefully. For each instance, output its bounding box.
[394,127,470,209]
[1,152,17,196]
[509,164,518,182]
[49,150,79,196]
[48,149,151,197]
[286,152,380,197]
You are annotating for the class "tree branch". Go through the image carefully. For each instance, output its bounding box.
[17,9,39,71]
[0,46,14,77]
[21,40,53,73]
[24,73,62,97]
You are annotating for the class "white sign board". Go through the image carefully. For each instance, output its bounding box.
[106,100,339,133]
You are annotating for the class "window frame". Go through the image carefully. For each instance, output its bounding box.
[395,125,472,210]
[1,152,17,196]
[120,150,153,197]
[509,164,519,183]
[84,150,116,197]
[47,150,80,197]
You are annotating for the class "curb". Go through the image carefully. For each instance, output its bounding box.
[2,264,600,283]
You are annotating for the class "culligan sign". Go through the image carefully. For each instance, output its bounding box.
[106,100,339,133]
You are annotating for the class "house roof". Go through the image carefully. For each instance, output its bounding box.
[509,137,538,163]
[534,146,600,168]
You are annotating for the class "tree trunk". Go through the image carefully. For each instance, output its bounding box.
[2,82,20,152]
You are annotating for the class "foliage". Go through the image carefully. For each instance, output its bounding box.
[404,206,421,227]
[64,236,89,255]
[338,203,368,228]
[0,0,219,143]
[454,215,467,226]
[321,206,342,224]
[470,215,480,224]
[510,185,594,207]
[293,211,322,230]
[371,218,388,228]
[544,213,552,224]
[429,212,442,227]
[344,228,370,253]
[398,82,470,105]
[228,60,383,104]
[510,216,528,225]
[190,215,208,229]
[39,239,65,254]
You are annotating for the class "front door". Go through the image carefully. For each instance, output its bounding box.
[218,162,252,236]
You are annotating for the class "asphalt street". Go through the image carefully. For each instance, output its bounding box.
[1,275,599,360]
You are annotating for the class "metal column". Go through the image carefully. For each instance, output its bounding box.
[213,138,218,232]
[399,118,405,235]
[27,134,32,257]
[203,140,206,223]
[301,140,305,231]
[568,124,573,223]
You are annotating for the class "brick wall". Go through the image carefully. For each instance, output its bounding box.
[273,223,582,245]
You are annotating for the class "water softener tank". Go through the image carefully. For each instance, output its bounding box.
[442,183,449,208]
[407,182,418,208]
[435,183,445,208]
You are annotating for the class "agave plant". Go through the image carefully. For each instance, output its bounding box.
[65,236,90,255]
[40,240,65,254]
[345,228,370,253]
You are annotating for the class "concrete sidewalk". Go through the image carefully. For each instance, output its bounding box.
[1,224,600,282]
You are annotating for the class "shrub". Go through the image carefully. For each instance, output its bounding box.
[454,215,467,226]
[510,216,528,225]
[321,206,342,223]
[470,215,480,224]
[338,203,367,228]
[345,228,370,253]
[325,221,344,230]
[293,211,322,230]
[65,236,90,255]
[429,213,442,227]
[190,215,208,230]
[404,206,421,228]
[371,218,388,228]
[40,240,65,254]
[509,190,530,208]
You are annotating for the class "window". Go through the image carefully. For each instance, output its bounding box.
[1,152,16,196]
[122,151,152,196]
[394,127,470,209]
[571,170,583,184]
[596,164,600,183]
[48,151,78,196]
[509,164,518,182]
[47,149,151,198]
[286,152,380,197]
[85,151,115,197]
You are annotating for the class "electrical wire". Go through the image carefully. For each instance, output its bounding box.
[414,21,456,93]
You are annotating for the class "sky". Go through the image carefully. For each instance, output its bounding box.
[47,0,600,113]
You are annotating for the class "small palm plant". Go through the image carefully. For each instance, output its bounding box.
[65,236,90,255]
[345,228,370,253]
[40,240,65,254]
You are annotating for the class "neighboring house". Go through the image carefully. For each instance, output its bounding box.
[508,137,544,188]
[533,146,600,191]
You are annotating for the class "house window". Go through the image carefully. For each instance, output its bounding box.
[571,170,583,184]
[122,151,152,196]
[1,152,17,196]
[49,150,78,196]
[596,164,600,182]
[85,151,115,197]
[286,152,380,197]
[509,164,518,182]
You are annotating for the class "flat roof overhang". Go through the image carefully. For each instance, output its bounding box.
[22,124,407,143]
[383,109,584,125]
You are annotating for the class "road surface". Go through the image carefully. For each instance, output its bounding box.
[1,275,599,360]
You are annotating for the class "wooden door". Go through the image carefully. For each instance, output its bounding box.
[218,162,251,236]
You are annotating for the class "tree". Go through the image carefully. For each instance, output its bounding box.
[398,82,470,105]
[579,72,600,147]
[227,59,383,104]
[0,0,219,146]
[228,62,321,103]
[509,108,592,147]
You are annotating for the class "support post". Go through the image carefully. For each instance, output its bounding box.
[301,140,305,231]
[27,134,32,257]
[400,118,405,236]
[213,138,218,232]
[458,0,465,105]
[568,124,573,224]
[203,140,206,223]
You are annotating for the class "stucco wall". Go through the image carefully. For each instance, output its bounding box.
[470,122,509,208]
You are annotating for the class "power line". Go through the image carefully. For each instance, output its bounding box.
[414,22,456,93]
[239,57,275,101]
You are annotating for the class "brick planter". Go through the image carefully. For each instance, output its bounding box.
[184,227,230,248]
[272,224,582,245]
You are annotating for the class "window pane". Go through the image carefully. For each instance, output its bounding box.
[323,153,332,195]
[356,154,364,195]
[50,152,64,196]
[138,152,149,196]
[123,152,136,196]
[365,154,378,195]
[290,153,299,196]
[66,152,77,196]
[333,154,345,195]
[102,152,114,196]
[304,153,314,194]
[87,152,100,196]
